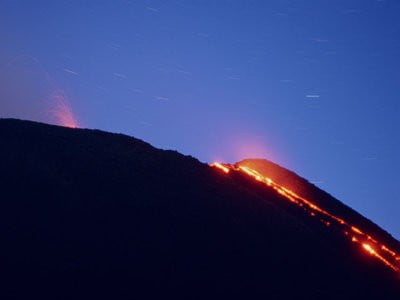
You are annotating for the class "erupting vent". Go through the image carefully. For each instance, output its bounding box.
[211,162,400,274]
[49,90,79,128]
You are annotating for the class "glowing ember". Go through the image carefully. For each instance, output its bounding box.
[211,162,400,273]
[49,89,79,128]
[351,226,364,235]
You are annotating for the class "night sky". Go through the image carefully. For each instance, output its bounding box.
[1,1,399,238]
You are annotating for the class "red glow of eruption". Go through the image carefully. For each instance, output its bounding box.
[211,162,400,274]
[49,90,79,128]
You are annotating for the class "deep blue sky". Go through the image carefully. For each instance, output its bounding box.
[1,0,399,238]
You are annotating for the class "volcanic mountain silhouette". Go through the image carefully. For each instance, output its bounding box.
[1,118,399,300]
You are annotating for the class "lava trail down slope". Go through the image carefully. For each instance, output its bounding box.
[211,162,400,273]
[1,118,399,300]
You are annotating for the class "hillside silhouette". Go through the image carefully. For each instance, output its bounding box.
[1,118,399,300]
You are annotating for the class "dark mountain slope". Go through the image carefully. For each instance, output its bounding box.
[238,158,400,252]
[0,118,399,300]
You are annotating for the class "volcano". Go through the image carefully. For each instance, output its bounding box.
[1,118,399,299]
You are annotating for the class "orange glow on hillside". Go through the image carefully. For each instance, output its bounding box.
[210,162,400,274]
[210,162,230,174]
[361,243,398,271]
[49,90,79,128]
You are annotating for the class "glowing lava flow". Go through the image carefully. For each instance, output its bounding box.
[210,162,400,273]
[210,162,230,174]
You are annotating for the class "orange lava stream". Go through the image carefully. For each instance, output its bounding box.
[211,162,400,273]
[210,162,230,174]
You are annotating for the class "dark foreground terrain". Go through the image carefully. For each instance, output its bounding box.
[1,118,399,299]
